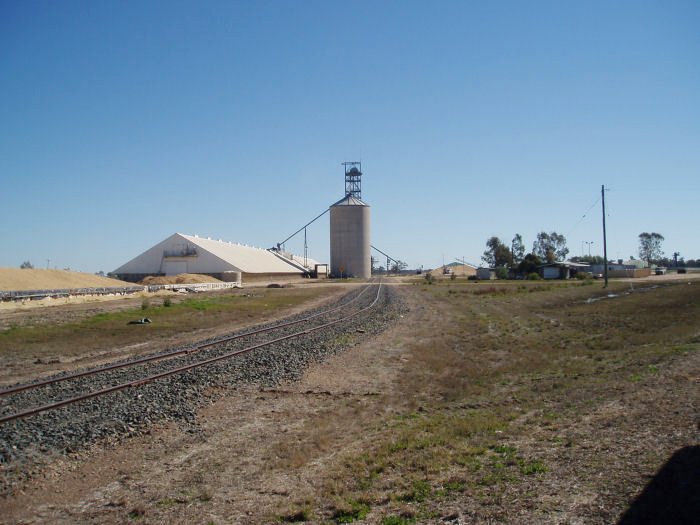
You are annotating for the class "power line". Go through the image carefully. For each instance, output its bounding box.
[573,196,601,228]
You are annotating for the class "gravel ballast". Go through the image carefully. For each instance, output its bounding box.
[0,283,406,494]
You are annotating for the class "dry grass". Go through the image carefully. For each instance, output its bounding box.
[0,286,344,376]
[309,280,700,522]
[3,278,697,524]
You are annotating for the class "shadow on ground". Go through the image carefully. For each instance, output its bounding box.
[617,445,699,524]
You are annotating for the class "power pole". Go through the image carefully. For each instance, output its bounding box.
[602,185,608,288]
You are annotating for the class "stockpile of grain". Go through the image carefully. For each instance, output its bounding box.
[139,274,223,285]
[0,268,133,291]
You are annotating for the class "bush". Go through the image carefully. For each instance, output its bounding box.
[495,267,508,280]
[163,297,172,307]
[467,275,478,281]
[141,298,151,310]
[527,272,542,280]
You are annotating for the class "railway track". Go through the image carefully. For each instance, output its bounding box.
[0,281,384,426]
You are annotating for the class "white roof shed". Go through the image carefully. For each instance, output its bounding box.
[113,233,315,278]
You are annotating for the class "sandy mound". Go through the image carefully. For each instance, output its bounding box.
[428,264,477,278]
[0,268,134,291]
[139,273,223,285]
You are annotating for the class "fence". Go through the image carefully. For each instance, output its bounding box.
[145,282,242,293]
[0,286,146,302]
[1,281,242,302]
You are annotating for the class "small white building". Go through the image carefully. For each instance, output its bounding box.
[113,233,318,283]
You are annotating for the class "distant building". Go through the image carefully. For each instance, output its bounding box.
[539,261,590,279]
[589,259,651,278]
[476,267,496,280]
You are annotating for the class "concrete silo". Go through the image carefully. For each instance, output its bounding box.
[330,163,371,279]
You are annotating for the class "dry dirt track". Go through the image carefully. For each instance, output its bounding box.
[0,277,698,524]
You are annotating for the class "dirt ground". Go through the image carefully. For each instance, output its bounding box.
[1,276,698,524]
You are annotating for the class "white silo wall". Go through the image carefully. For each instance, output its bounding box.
[330,201,371,278]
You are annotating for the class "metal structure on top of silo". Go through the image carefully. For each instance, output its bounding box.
[330,162,371,279]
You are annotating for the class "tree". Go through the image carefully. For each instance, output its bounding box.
[482,236,512,268]
[517,253,542,277]
[570,255,605,265]
[511,234,525,264]
[532,232,569,263]
[20,261,34,269]
[638,232,664,265]
[390,260,408,274]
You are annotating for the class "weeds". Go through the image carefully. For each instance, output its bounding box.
[382,516,415,525]
[332,500,370,523]
[520,459,547,475]
[280,507,313,522]
[399,480,431,502]
[0,287,340,358]
[311,281,699,520]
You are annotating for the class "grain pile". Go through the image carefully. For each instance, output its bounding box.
[0,268,132,291]
[139,274,223,285]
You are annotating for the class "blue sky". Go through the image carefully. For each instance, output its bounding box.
[1,0,698,272]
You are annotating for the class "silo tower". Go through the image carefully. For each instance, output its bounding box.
[330,162,371,279]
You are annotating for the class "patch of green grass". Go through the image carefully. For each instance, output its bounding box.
[399,479,431,503]
[332,500,370,523]
[330,333,355,348]
[492,444,517,456]
[382,516,415,525]
[280,507,313,522]
[128,505,146,520]
[520,459,547,475]
[444,480,466,492]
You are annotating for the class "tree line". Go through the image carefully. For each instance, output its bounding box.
[481,230,696,278]
[482,231,570,277]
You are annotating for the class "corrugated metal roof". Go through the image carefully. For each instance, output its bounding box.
[178,234,307,273]
[113,233,314,275]
[331,195,369,207]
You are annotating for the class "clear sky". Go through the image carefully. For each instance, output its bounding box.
[2,1,698,273]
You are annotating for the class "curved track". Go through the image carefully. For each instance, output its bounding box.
[0,281,383,425]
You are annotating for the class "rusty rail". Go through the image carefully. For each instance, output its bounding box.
[0,281,382,424]
[0,282,373,398]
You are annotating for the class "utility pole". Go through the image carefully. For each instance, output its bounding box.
[602,185,608,288]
